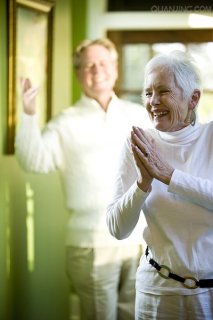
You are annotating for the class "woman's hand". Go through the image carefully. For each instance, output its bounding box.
[131,126,174,189]
[20,78,39,115]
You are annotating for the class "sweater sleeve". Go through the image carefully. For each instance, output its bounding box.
[15,113,61,173]
[106,138,149,240]
[168,169,213,211]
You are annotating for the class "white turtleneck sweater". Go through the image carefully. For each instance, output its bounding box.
[107,121,213,295]
[15,94,151,247]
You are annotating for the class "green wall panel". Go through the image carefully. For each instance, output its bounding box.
[71,0,87,103]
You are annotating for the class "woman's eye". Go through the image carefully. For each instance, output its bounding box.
[160,90,170,94]
[145,92,152,97]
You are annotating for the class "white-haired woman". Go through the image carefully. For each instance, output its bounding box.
[107,50,213,319]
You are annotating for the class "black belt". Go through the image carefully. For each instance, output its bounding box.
[145,247,213,289]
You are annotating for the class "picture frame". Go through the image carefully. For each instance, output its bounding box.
[7,0,55,154]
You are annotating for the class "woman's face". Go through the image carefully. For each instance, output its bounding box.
[144,67,191,132]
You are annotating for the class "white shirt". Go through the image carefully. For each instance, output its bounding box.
[107,121,213,295]
[15,94,151,247]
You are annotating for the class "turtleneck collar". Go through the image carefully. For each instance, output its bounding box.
[79,93,117,113]
[156,122,202,144]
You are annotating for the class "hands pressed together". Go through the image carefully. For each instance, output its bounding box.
[131,126,174,192]
[20,78,39,115]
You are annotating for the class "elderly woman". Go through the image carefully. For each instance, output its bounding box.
[106,50,213,320]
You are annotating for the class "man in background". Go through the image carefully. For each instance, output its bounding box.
[15,38,150,320]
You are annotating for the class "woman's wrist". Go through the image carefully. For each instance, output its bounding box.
[137,179,152,193]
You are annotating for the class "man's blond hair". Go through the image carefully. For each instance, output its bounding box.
[73,38,118,69]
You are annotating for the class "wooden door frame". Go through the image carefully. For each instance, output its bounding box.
[107,29,213,95]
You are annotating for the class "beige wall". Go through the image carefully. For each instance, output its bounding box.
[86,0,213,38]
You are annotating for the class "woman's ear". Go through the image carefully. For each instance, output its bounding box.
[189,89,201,110]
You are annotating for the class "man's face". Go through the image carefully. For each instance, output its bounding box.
[76,44,118,98]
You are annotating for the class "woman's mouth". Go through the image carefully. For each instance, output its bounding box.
[153,111,169,118]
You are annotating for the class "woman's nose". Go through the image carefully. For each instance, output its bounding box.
[150,92,160,106]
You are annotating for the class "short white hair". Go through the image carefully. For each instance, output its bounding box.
[144,50,202,99]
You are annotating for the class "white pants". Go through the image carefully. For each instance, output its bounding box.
[135,290,213,320]
[66,245,142,320]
